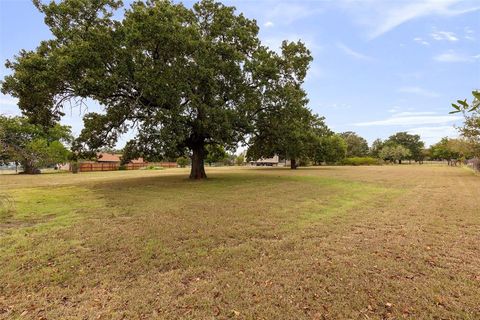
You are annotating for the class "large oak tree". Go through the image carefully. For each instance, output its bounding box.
[2,0,287,179]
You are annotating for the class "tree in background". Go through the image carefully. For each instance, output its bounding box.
[451,90,479,158]
[385,132,425,163]
[430,137,475,165]
[235,154,245,166]
[430,138,459,165]
[176,156,189,168]
[2,0,288,180]
[378,144,411,164]
[205,144,228,166]
[460,115,480,158]
[369,138,384,158]
[311,134,347,164]
[247,41,326,169]
[339,132,369,157]
[0,115,71,174]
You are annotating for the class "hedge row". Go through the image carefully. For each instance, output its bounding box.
[340,157,381,166]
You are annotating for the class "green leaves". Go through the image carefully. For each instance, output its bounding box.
[1,0,322,177]
[0,115,72,172]
[450,90,480,114]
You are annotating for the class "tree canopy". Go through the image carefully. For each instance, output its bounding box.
[311,134,347,164]
[1,0,299,179]
[0,115,72,173]
[378,144,411,164]
[385,132,425,162]
[246,41,331,169]
[339,131,369,157]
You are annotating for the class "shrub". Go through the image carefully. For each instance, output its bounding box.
[235,154,245,166]
[340,157,380,166]
[176,157,189,168]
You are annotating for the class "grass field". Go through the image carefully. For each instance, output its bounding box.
[0,165,479,319]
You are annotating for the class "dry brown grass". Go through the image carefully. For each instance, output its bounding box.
[0,165,479,319]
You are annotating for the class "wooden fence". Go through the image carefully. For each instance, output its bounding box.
[77,162,177,172]
[466,158,480,172]
[124,162,177,170]
[78,162,119,172]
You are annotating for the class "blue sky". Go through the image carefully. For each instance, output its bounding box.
[1,0,479,147]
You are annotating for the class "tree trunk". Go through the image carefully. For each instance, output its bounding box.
[290,158,297,169]
[190,145,207,179]
[22,161,39,174]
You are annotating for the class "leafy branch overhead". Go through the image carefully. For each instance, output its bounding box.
[450,90,480,114]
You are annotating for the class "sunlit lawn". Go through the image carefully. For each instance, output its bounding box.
[0,165,479,319]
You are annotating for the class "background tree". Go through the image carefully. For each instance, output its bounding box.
[247,41,324,169]
[369,138,384,158]
[205,144,227,166]
[222,153,237,166]
[235,153,245,166]
[312,134,347,164]
[378,144,411,164]
[451,90,479,158]
[0,115,72,173]
[176,156,189,168]
[430,137,475,165]
[430,138,459,165]
[2,0,283,179]
[339,132,369,157]
[385,132,424,163]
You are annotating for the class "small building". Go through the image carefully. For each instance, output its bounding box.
[250,155,279,166]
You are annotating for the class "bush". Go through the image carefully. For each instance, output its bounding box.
[340,157,380,166]
[176,156,189,168]
[119,164,127,170]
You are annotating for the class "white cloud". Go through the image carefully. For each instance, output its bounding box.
[464,26,475,40]
[398,86,440,97]
[407,126,459,145]
[431,30,459,41]
[354,112,462,126]
[388,106,402,113]
[265,3,321,26]
[392,111,438,117]
[336,42,372,61]
[414,37,430,45]
[263,21,274,28]
[340,0,480,39]
[434,50,475,62]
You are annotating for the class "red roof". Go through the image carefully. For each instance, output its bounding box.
[97,153,145,164]
[97,153,121,162]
